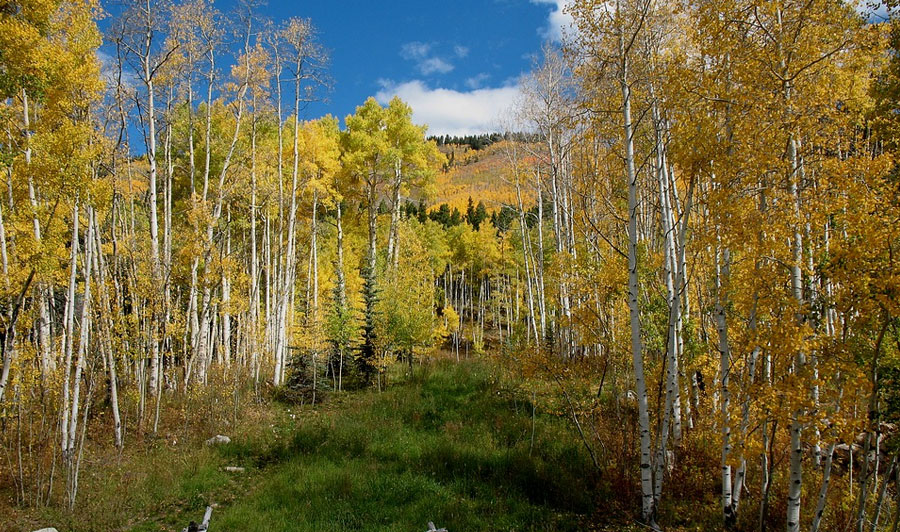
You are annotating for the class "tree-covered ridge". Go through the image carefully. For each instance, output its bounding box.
[428,132,538,151]
[1,0,899,531]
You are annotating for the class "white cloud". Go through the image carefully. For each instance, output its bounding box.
[532,0,575,41]
[454,45,470,58]
[420,57,455,75]
[400,41,431,60]
[400,41,457,76]
[97,49,136,90]
[375,80,520,137]
[465,73,491,89]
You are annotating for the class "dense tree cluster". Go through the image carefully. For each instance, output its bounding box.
[431,133,500,150]
[429,132,541,151]
[1,0,900,531]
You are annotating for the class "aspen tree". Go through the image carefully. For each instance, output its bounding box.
[571,0,657,524]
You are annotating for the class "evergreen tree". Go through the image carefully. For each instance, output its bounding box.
[495,205,516,233]
[465,196,475,226]
[450,207,462,226]
[357,264,379,383]
[417,199,428,223]
[430,203,451,227]
[472,201,487,230]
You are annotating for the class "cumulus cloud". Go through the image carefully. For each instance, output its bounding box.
[532,0,575,41]
[375,80,520,136]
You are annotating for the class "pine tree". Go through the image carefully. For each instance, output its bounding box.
[473,201,487,230]
[450,207,462,226]
[357,264,379,384]
[466,196,476,225]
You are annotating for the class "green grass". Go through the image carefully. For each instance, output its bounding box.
[212,361,596,531]
[13,360,598,531]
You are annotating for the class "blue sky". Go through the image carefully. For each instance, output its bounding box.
[100,1,888,137]
[252,0,571,135]
[97,0,573,148]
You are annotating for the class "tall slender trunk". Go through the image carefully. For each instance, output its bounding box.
[651,100,680,509]
[60,203,80,460]
[68,207,94,459]
[620,27,654,526]
[249,101,260,381]
[91,212,122,450]
[143,38,161,397]
[24,91,53,379]
[271,44,285,384]
[367,176,378,276]
[716,244,735,527]
[810,442,837,532]
[508,144,539,341]
[309,190,319,323]
[0,201,12,405]
[223,214,232,367]
[335,201,346,309]
[387,159,402,269]
[786,133,805,532]
[193,43,217,384]
[534,175,547,338]
[870,453,898,532]
[275,52,303,385]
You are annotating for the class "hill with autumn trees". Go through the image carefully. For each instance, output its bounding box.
[2,0,900,531]
[429,139,537,214]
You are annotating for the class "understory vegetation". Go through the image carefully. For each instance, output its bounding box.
[5,360,603,532]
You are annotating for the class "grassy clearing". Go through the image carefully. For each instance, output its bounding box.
[6,359,599,531]
[212,361,596,531]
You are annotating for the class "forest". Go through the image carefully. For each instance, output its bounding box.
[1,0,900,530]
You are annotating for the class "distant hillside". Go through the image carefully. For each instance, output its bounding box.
[426,140,538,213]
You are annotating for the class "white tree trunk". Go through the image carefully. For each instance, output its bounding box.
[620,33,654,526]
[68,206,94,458]
[715,245,735,526]
[91,213,122,450]
[787,132,805,532]
[310,190,319,322]
[60,203,80,459]
[24,91,54,379]
[387,160,402,269]
[810,442,837,532]
[143,49,161,398]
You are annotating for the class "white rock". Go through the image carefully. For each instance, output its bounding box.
[33,528,59,532]
[205,434,231,446]
[224,466,245,473]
